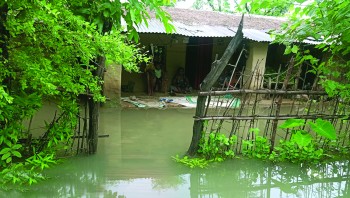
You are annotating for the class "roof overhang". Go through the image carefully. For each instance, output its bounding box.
[136,19,273,42]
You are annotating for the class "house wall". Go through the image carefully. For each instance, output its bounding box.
[244,41,269,89]
[121,34,187,93]
[117,36,269,96]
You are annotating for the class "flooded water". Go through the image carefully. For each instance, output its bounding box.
[9,108,350,198]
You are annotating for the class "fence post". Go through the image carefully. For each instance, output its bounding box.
[187,15,245,156]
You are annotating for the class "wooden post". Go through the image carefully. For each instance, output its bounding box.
[88,97,99,154]
[187,15,245,156]
[86,19,112,154]
[88,56,105,154]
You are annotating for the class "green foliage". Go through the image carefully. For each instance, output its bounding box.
[177,119,340,168]
[0,143,22,164]
[270,118,337,163]
[71,0,174,41]
[244,0,350,102]
[308,118,337,140]
[26,153,57,171]
[271,0,350,102]
[279,119,305,129]
[291,131,312,148]
[0,152,57,187]
[280,118,337,141]
[0,0,173,188]
[270,137,323,164]
[237,0,295,16]
[242,119,337,164]
[174,126,238,168]
[198,131,237,162]
[0,163,45,187]
[242,128,271,160]
[172,155,209,168]
[192,0,233,13]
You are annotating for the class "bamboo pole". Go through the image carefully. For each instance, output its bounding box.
[187,15,245,156]
[270,58,294,150]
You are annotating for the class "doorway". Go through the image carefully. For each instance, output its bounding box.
[185,37,213,90]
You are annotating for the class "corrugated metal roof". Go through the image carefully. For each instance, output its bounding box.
[137,8,328,43]
[243,29,273,42]
[152,7,286,30]
[136,19,273,42]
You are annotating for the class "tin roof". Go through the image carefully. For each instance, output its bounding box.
[150,7,285,30]
[137,8,321,44]
[137,8,286,42]
[137,19,273,42]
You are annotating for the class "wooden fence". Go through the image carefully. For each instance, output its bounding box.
[188,57,350,154]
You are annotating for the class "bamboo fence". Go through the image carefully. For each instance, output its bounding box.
[190,58,350,154]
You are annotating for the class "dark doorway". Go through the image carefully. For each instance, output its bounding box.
[185,37,213,89]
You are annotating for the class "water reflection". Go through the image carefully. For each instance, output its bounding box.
[186,160,350,198]
[10,108,350,198]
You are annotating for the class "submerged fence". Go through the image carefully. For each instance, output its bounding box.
[189,58,350,154]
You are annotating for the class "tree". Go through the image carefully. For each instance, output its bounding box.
[269,0,350,101]
[244,0,350,107]
[236,0,294,16]
[190,0,292,16]
[0,0,173,187]
[192,0,234,13]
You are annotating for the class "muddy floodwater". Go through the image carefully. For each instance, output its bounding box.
[9,108,350,198]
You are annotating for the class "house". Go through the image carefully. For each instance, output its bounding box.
[103,7,319,100]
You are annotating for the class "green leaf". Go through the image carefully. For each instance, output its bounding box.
[12,144,22,150]
[249,128,260,135]
[279,119,305,129]
[308,118,337,140]
[103,10,110,18]
[4,140,12,147]
[12,176,20,184]
[11,151,22,158]
[1,152,11,160]
[29,178,37,185]
[0,148,11,155]
[6,156,12,163]
[291,131,312,148]
[291,45,299,53]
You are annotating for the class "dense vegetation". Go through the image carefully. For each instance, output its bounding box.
[174,118,340,168]
[0,0,173,188]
